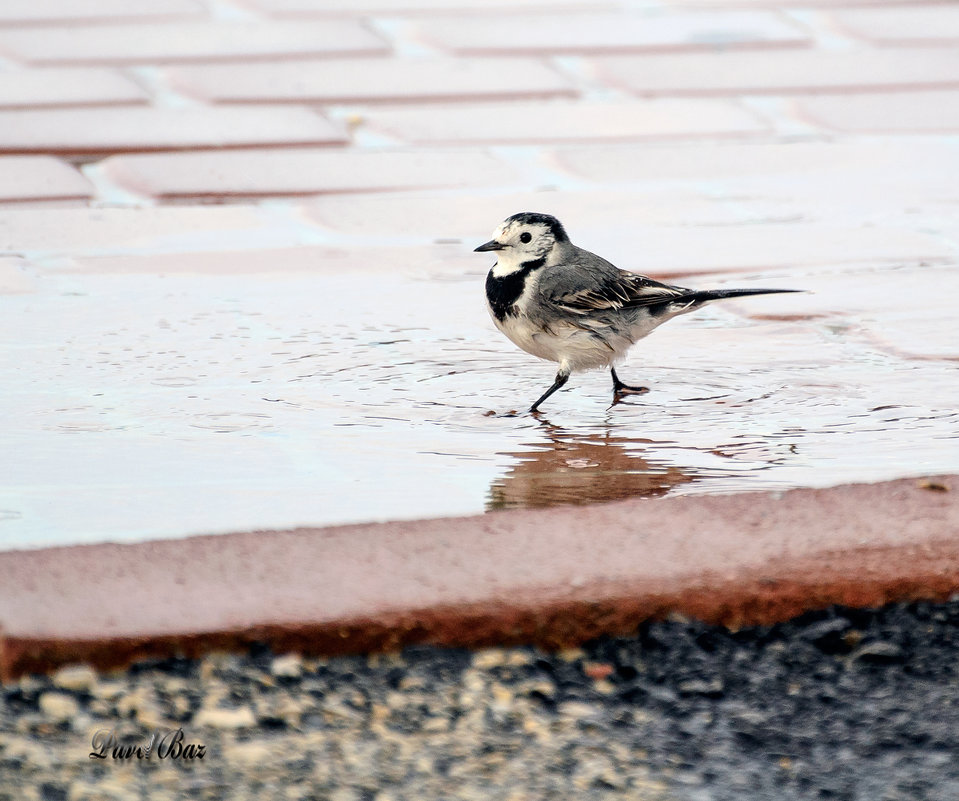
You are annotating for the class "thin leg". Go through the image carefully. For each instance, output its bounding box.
[530,370,570,413]
[611,366,649,397]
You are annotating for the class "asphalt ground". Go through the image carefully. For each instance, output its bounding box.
[3,597,958,800]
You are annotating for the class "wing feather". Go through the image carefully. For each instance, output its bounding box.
[548,271,688,315]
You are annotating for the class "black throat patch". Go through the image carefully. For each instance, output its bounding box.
[485,258,546,321]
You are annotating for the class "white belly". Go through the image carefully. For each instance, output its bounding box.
[492,312,633,373]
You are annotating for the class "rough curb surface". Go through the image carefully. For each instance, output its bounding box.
[1,475,956,680]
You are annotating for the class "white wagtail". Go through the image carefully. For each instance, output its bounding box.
[475,212,798,413]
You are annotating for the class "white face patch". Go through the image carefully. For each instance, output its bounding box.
[487,221,556,278]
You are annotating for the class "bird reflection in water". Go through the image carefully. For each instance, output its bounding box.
[487,421,696,511]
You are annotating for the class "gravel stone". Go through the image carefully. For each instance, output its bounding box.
[5,601,959,798]
[270,654,304,680]
[677,678,725,697]
[849,641,906,664]
[193,705,256,729]
[51,665,97,693]
[36,693,78,722]
[90,681,126,701]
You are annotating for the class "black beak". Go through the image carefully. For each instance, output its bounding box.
[474,240,505,253]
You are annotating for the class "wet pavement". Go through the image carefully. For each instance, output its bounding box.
[3,206,957,547]
[1,5,958,552]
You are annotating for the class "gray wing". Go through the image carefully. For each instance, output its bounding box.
[540,247,689,316]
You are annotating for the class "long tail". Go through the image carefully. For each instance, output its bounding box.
[679,288,801,304]
[652,288,800,313]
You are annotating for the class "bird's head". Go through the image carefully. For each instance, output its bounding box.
[474,212,570,276]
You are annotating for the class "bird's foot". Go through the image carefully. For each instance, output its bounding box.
[610,367,649,399]
[613,383,649,397]
[609,386,649,409]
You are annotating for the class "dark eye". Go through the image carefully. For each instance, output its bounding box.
[519,232,532,244]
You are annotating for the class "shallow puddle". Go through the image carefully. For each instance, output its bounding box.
[2,252,958,549]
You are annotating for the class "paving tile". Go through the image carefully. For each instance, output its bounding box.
[718,260,958,318]
[590,47,959,96]
[550,138,959,240]
[303,195,955,274]
[0,206,304,256]
[746,264,959,362]
[166,57,576,105]
[470,216,955,276]
[0,107,347,156]
[549,138,959,186]
[101,149,519,200]
[306,188,753,237]
[0,256,33,294]
[407,10,809,56]
[0,68,147,109]
[866,317,959,362]
[239,0,614,14]
[61,246,370,275]
[549,223,954,276]
[56,243,476,281]
[797,91,959,134]
[364,99,768,144]
[834,6,959,45]
[0,0,203,26]
[0,156,93,204]
[0,21,389,66]
[664,0,936,6]
[51,243,465,276]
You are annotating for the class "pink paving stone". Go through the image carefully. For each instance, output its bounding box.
[0,156,93,204]
[549,138,959,185]
[364,99,768,145]
[544,223,954,276]
[56,243,470,276]
[589,47,959,96]
[473,216,953,276]
[0,107,347,156]
[538,139,959,221]
[101,149,519,200]
[407,10,809,56]
[238,0,614,15]
[49,243,476,281]
[0,68,147,109]
[310,203,953,275]
[833,6,959,45]
[310,190,748,237]
[797,91,959,134]
[60,228,937,286]
[754,266,959,362]
[306,188,757,238]
[0,21,389,66]
[0,206,290,255]
[0,0,203,26]
[0,204,318,258]
[165,57,576,105]
[0,257,33,294]
[664,0,938,6]
[740,266,959,332]
[717,263,959,325]
[62,246,370,275]
[866,317,959,362]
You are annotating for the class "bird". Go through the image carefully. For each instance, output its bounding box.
[475,212,799,413]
